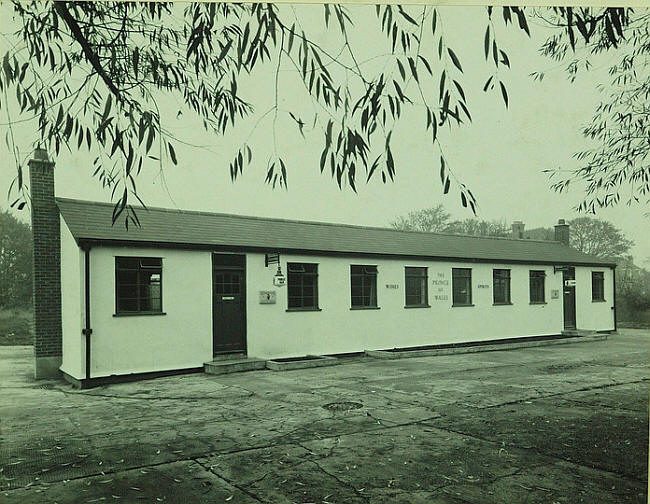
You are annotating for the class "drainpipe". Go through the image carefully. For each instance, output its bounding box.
[612,266,617,333]
[81,244,93,382]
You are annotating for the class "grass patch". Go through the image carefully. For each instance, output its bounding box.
[0,307,33,345]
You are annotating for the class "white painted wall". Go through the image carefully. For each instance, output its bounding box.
[246,254,572,359]
[87,246,212,378]
[575,266,615,331]
[60,242,616,377]
[59,222,83,378]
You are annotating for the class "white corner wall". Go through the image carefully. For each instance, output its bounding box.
[60,221,83,378]
[88,246,213,378]
[575,266,615,331]
[245,254,568,359]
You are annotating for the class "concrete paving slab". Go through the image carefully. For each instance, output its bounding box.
[432,460,647,504]
[2,459,259,504]
[560,381,649,413]
[425,394,648,480]
[1,329,647,503]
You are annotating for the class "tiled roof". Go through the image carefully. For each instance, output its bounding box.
[56,198,614,266]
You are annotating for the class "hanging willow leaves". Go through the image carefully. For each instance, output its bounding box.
[4,2,620,225]
[447,48,463,72]
[499,81,509,108]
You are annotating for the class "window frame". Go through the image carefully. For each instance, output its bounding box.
[286,262,320,311]
[114,256,164,316]
[350,265,379,309]
[592,271,605,302]
[452,268,473,307]
[404,266,429,308]
[529,270,546,304]
[493,268,512,305]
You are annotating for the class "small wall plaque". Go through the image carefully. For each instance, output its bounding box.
[259,291,276,304]
[385,284,399,289]
[551,289,560,299]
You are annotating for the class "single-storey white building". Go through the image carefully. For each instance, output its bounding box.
[28,150,617,387]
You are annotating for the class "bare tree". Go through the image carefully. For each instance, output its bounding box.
[568,217,634,261]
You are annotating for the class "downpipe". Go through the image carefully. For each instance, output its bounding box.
[81,244,93,382]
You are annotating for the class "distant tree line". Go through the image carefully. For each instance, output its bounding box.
[0,210,32,308]
[391,206,649,326]
[390,204,509,237]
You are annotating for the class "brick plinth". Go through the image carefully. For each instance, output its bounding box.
[29,149,62,378]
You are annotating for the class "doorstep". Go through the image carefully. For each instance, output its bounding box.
[204,357,267,375]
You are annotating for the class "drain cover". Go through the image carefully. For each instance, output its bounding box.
[323,401,363,411]
[32,383,54,390]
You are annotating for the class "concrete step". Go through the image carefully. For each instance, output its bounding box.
[366,333,609,360]
[266,355,340,371]
[210,352,247,361]
[204,358,266,375]
[561,329,600,337]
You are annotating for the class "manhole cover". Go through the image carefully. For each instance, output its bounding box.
[323,401,363,411]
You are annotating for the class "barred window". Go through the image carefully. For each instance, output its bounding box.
[115,257,162,314]
[592,271,605,301]
[529,270,546,303]
[287,263,319,309]
[405,267,428,307]
[351,265,378,308]
[493,269,511,304]
[452,268,472,306]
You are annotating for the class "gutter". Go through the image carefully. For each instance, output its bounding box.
[81,244,92,381]
[73,238,618,269]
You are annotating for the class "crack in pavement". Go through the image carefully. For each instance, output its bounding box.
[418,419,647,485]
[295,442,371,504]
[476,378,649,410]
[193,456,265,503]
[0,414,441,493]
[558,397,647,414]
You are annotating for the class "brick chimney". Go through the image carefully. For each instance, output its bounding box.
[511,221,525,239]
[29,148,62,379]
[554,218,570,246]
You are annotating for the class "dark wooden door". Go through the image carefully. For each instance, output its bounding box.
[212,255,246,355]
[563,267,576,330]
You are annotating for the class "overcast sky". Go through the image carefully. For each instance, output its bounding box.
[1,3,648,263]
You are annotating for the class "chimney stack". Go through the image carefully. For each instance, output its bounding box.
[29,148,62,379]
[554,219,570,246]
[511,221,525,239]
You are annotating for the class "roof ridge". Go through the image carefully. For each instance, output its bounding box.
[54,197,560,245]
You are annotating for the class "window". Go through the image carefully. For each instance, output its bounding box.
[452,268,472,306]
[493,269,511,304]
[529,270,546,303]
[115,257,162,314]
[351,265,378,308]
[287,263,319,310]
[405,267,428,307]
[592,271,605,301]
